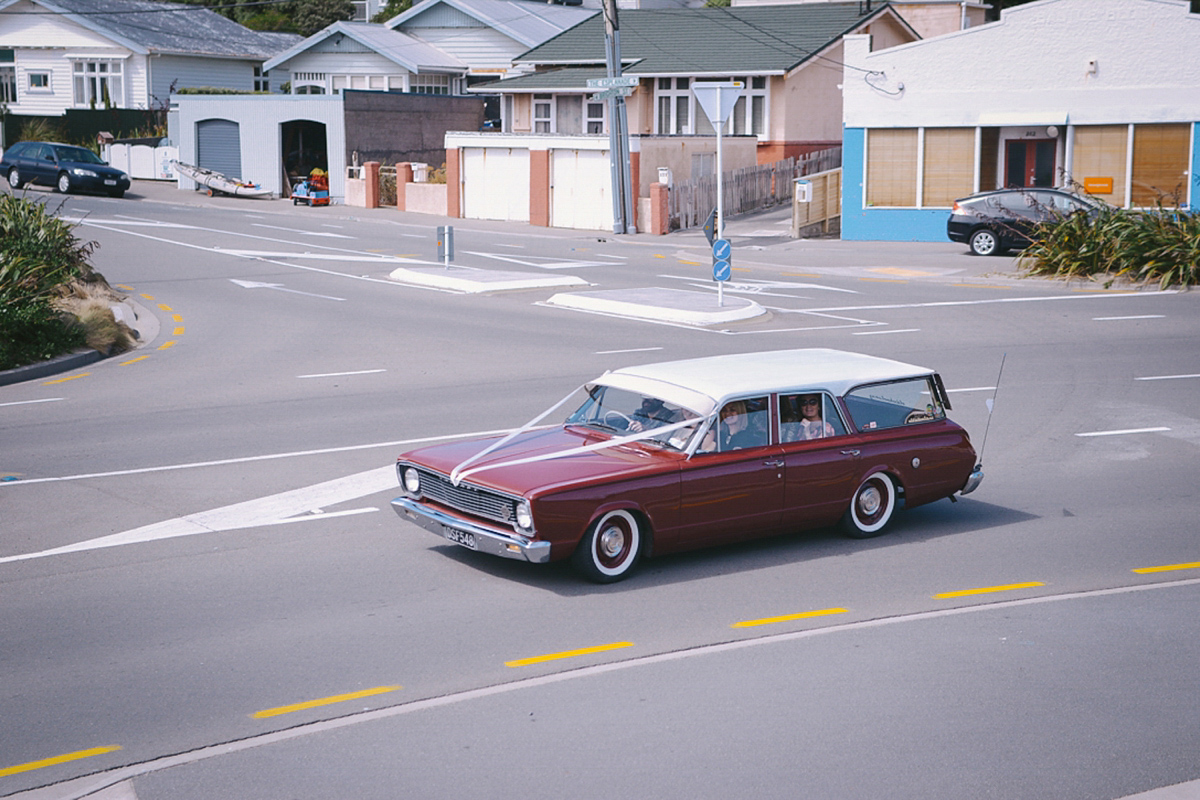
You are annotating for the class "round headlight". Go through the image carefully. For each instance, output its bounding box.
[402,467,421,494]
[515,500,533,531]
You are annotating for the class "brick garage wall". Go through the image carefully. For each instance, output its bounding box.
[342,90,485,169]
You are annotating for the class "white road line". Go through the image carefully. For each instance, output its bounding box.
[1093,315,1165,321]
[946,386,997,393]
[252,223,353,239]
[804,290,1176,313]
[853,328,920,336]
[0,397,64,408]
[298,369,386,378]
[1136,374,1200,382]
[1076,427,1171,437]
[594,347,664,355]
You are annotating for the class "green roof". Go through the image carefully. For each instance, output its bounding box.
[513,3,899,76]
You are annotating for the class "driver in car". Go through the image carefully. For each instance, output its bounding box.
[628,397,676,432]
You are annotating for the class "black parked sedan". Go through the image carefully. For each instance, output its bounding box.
[947,188,1101,256]
[2,141,131,198]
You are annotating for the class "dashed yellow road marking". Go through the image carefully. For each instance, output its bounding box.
[43,373,90,385]
[951,284,1014,290]
[140,293,154,300]
[157,303,173,312]
[934,582,1044,599]
[120,355,150,366]
[679,260,701,266]
[252,686,402,719]
[732,607,849,629]
[1133,562,1200,574]
[506,641,633,668]
[173,327,185,335]
[0,746,122,778]
[115,284,134,291]
[158,341,176,350]
[172,314,183,323]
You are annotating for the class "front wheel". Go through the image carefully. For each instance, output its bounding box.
[572,509,643,583]
[840,472,897,539]
[56,172,72,194]
[968,227,1000,256]
[7,168,22,189]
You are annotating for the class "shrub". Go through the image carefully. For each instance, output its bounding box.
[0,298,86,370]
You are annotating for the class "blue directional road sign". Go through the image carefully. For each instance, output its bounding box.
[712,238,731,281]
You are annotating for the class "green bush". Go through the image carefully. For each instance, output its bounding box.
[1020,198,1200,289]
[0,298,86,370]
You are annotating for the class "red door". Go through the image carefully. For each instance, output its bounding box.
[1005,139,1057,188]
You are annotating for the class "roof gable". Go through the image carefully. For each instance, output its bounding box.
[263,20,466,73]
[388,0,597,49]
[515,2,912,74]
[4,0,300,59]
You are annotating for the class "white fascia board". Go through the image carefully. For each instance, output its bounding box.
[26,0,149,55]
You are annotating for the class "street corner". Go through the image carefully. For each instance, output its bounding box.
[543,286,767,327]
[387,265,590,294]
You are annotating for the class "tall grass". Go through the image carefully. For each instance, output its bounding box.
[1020,195,1199,289]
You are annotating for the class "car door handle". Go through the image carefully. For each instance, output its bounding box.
[763,459,784,468]
[840,450,861,457]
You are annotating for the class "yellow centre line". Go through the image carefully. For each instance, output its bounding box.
[252,685,402,719]
[934,582,1044,599]
[0,746,122,778]
[43,373,90,385]
[732,607,849,629]
[1133,562,1200,574]
[506,641,633,668]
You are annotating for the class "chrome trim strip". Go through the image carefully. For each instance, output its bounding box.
[391,497,552,564]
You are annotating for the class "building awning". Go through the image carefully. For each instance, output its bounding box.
[977,111,1067,126]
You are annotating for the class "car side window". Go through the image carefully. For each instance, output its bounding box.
[698,396,771,453]
[843,378,945,432]
[780,392,846,442]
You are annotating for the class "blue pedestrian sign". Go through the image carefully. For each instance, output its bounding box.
[712,238,731,281]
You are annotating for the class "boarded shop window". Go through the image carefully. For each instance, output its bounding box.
[1131,123,1190,207]
[922,128,975,207]
[1071,125,1127,205]
[866,129,917,207]
[978,128,1001,192]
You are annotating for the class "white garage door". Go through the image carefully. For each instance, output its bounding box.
[461,147,529,223]
[551,148,612,231]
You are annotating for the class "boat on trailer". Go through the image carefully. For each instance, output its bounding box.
[171,160,271,197]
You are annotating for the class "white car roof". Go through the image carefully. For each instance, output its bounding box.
[596,348,935,416]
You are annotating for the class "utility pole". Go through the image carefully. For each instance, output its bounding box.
[601,0,635,234]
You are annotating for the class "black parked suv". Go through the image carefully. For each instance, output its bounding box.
[947,188,1102,256]
[2,141,131,198]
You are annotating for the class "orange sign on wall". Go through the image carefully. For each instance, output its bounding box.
[1083,176,1114,194]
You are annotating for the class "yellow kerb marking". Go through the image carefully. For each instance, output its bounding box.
[0,746,122,778]
[115,284,134,291]
[157,304,173,312]
[871,267,936,277]
[506,641,633,668]
[173,327,185,335]
[140,293,154,300]
[1133,562,1200,574]
[252,685,401,719]
[732,607,849,629]
[120,355,150,366]
[43,373,90,385]
[173,314,183,323]
[934,582,1044,599]
[951,284,1014,290]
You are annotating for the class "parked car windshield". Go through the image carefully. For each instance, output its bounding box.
[52,145,105,164]
[566,384,702,451]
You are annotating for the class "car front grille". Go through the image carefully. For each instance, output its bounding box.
[415,468,515,526]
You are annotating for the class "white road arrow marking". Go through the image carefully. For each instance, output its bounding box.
[230,279,345,301]
[252,223,354,238]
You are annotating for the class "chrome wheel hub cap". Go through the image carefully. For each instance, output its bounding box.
[859,486,882,516]
[599,526,625,558]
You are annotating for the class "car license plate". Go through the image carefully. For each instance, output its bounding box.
[443,527,476,550]
[104,179,117,185]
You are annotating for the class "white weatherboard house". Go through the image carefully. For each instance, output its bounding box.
[0,0,296,116]
[840,0,1200,242]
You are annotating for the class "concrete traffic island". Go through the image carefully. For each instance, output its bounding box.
[388,265,589,294]
[545,287,766,326]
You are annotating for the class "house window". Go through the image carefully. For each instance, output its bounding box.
[351,0,368,20]
[0,66,15,103]
[922,128,975,207]
[253,66,269,93]
[293,72,326,94]
[725,76,767,137]
[1071,125,1127,206]
[410,73,451,95]
[656,77,691,134]
[586,100,605,134]
[1131,123,1190,206]
[72,60,123,107]
[866,128,918,207]
[533,94,552,132]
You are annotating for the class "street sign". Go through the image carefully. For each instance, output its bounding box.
[702,208,717,245]
[692,81,744,126]
[586,76,639,89]
[712,238,731,281]
[591,87,634,101]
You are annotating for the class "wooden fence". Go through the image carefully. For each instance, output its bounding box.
[667,146,841,232]
[791,167,842,237]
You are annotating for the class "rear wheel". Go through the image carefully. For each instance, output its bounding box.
[840,472,897,539]
[572,509,643,583]
[7,168,22,188]
[56,172,72,193]
[968,227,1000,256]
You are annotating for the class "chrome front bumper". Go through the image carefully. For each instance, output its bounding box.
[960,465,984,495]
[391,497,552,564]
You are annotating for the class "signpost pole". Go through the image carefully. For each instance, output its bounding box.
[692,81,743,308]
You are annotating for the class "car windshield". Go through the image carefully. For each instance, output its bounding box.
[53,146,104,164]
[565,384,702,451]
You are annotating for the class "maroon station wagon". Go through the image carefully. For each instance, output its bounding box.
[392,349,983,582]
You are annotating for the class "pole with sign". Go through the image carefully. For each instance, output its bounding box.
[691,81,743,305]
[437,225,454,268]
[712,237,731,307]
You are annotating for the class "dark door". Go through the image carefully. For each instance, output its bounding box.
[1005,139,1056,187]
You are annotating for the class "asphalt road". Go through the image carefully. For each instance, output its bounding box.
[1,183,1198,800]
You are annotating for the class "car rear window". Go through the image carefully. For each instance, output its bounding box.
[843,377,945,432]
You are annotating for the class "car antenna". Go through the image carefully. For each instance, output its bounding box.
[975,353,1006,469]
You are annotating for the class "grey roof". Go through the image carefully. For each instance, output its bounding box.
[388,0,597,49]
[14,0,301,59]
[264,20,466,73]
[470,65,609,93]
[513,2,911,76]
